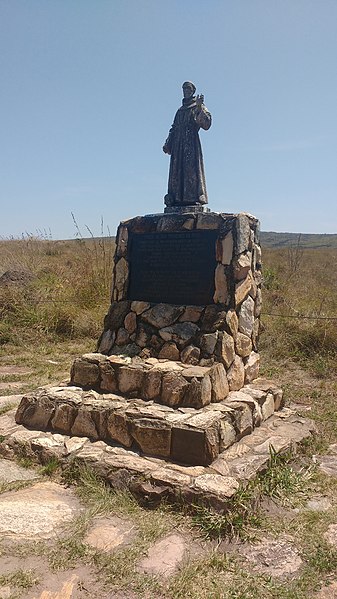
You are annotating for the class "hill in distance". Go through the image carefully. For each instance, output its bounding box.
[260,231,337,249]
[78,231,337,250]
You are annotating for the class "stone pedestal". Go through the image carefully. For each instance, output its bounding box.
[98,211,262,393]
[14,209,283,474]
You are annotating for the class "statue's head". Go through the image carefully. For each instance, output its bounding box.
[182,81,196,99]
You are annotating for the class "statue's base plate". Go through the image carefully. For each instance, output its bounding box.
[164,205,210,214]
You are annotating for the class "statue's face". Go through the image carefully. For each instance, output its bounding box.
[182,83,195,99]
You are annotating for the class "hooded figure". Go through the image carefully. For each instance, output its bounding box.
[163,81,212,207]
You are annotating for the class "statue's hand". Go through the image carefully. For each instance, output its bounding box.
[196,94,204,108]
[163,144,171,155]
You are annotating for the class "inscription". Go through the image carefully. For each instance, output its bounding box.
[128,230,217,305]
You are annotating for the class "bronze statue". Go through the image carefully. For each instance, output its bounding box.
[163,81,212,207]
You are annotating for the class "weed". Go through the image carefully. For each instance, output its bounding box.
[305,542,337,574]
[62,462,139,517]
[40,457,60,476]
[259,447,313,506]
[192,485,261,541]
[17,457,34,469]
[0,403,15,416]
[0,435,5,443]
[0,568,39,590]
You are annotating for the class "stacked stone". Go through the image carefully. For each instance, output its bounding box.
[71,353,258,408]
[98,211,262,393]
[15,378,283,466]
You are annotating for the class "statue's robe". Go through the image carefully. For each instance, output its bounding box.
[164,97,212,206]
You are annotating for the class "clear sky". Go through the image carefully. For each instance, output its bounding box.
[1,0,336,239]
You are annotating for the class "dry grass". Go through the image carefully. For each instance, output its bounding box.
[0,230,115,346]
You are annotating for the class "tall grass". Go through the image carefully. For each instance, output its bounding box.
[260,245,337,376]
[0,222,115,345]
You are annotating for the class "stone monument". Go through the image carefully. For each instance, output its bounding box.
[15,82,291,478]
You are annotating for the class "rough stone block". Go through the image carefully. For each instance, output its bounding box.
[244,351,260,383]
[141,304,183,329]
[171,424,218,466]
[235,214,251,254]
[261,393,275,421]
[159,322,199,348]
[219,420,236,451]
[71,408,99,440]
[226,310,238,340]
[131,301,150,315]
[218,332,235,369]
[208,363,229,402]
[183,375,212,409]
[15,395,55,430]
[234,252,252,281]
[180,345,200,365]
[158,342,180,361]
[118,366,144,396]
[141,368,162,401]
[200,333,218,355]
[129,418,171,458]
[239,296,255,337]
[213,264,228,304]
[71,358,100,388]
[221,231,234,265]
[235,333,252,358]
[51,403,77,434]
[230,402,253,438]
[179,306,203,323]
[235,274,252,306]
[97,330,115,354]
[99,362,118,393]
[161,373,189,407]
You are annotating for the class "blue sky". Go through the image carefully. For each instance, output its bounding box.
[1,0,336,239]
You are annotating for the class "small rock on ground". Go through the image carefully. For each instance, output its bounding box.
[138,533,186,578]
[0,481,81,540]
[239,537,302,578]
[84,516,136,552]
[0,458,39,484]
[317,455,337,477]
[324,524,337,548]
[315,581,337,598]
[0,366,33,376]
[0,382,25,391]
[0,394,22,409]
[0,585,12,599]
[305,497,332,512]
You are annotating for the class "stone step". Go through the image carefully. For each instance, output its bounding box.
[15,378,283,466]
[0,406,316,511]
[70,352,261,409]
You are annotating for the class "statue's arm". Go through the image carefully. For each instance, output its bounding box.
[163,125,174,155]
[195,106,212,131]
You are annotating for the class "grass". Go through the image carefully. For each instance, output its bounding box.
[0,404,15,416]
[39,457,60,477]
[0,568,39,591]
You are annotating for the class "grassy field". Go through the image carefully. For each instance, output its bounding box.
[0,234,337,598]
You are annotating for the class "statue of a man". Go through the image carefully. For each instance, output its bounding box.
[163,81,212,207]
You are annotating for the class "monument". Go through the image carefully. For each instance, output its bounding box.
[12,81,313,505]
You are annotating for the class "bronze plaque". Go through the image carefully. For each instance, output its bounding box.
[128,230,217,305]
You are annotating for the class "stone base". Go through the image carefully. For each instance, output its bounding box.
[164,205,210,214]
[69,353,262,409]
[1,404,316,510]
[15,376,283,466]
